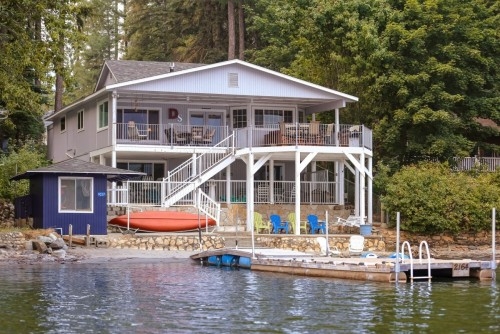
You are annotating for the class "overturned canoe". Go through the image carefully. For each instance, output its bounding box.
[109,211,216,232]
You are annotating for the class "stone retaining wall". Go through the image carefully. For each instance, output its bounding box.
[102,234,225,251]
[1,228,498,254]
[0,231,25,249]
[257,235,386,253]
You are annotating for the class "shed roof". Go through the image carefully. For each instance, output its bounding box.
[11,159,145,182]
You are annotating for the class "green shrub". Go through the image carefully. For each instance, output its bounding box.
[0,142,48,200]
[381,162,500,234]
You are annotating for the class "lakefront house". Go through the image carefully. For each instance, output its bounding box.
[44,59,373,233]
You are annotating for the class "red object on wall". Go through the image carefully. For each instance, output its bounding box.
[168,108,178,119]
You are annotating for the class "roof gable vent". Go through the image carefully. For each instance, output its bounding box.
[228,72,239,88]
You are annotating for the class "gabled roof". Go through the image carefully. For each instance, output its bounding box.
[11,159,145,182]
[106,59,358,102]
[95,60,205,92]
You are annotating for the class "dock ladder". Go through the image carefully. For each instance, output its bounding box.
[401,240,432,283]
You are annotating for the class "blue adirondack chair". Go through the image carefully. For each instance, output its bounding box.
[269,214,290,234]
[307,214,326,234]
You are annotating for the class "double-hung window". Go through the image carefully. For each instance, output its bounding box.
[98,101,109,130]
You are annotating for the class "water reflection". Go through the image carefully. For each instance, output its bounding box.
[0,262,498,333]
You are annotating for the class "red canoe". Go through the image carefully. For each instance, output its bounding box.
[108,211,216,232]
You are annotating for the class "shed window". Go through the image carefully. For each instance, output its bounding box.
[59,177,93,213]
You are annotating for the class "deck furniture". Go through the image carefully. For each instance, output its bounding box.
[191,126,204,145]
[202,128,216,145]
[269,214,289,234]
[256,185,269,202]
[254,212,271,234]
[348,235,365,255]
[173,130,189,145]
[288,212,307,234]
[127,121,149,140]
[307,214,326,234]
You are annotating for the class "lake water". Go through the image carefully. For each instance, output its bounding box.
[0,259,498,333]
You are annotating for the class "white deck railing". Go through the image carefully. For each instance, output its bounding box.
[453,157,500,172]
[115,122,372,150]
[109,180,340,206]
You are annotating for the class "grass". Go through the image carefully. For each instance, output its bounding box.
[0,226,56,238]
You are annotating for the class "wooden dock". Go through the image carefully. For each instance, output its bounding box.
[191,247,498,283]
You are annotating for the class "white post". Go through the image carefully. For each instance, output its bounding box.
[395,212,400,279]
[367,156,373,225]
[295,150,301,235]
[111,91,118,203]
[492,208,497,271]
[325,210,329,256]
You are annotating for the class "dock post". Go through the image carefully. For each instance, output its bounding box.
[69,224,73,248]
[325,210,330,256]
[492,208,497,273]
[86,224,90,247]
[395,212,401,281]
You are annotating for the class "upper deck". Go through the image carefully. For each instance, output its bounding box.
[115,122,373,151]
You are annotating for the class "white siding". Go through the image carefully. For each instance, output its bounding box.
[124,64,338,100]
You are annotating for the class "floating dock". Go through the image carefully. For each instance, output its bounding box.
[191,248,498,283]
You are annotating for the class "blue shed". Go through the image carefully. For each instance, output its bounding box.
[11,159,144,235]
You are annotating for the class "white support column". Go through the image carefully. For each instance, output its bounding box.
[334,161,340,204]
[225,165,231,205]
[295,150,301,235]
[355,166,360,216]
[360,152,366,222]
[111,91,118,203]
[335,108,340,146]
[340,161,345,205]
[367,155,373,225]
[311,161,317,191]
[191,153,197,178]
[269,159,275,204]
[246,152,255,231]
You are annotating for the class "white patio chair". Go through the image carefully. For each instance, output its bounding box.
[348,235,365,256]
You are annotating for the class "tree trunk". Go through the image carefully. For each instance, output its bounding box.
[54,73,64,112]
[227,0,235,60]
[238,1,244,60]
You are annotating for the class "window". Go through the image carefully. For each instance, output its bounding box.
[254,108,293,127]
[59,177,93,212]
[77,110,84,131]
[60,116,66,132]
[98,101,108,129]
[232,109,247,128]
[117,162,164,180]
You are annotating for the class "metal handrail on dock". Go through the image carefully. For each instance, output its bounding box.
[401,240,432,283]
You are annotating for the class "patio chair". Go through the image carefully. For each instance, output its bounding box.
[171,129,188,145]
[324,123,335,145]
[269,214,289,234]
[348,235,365,256]
[256,185,269,203]
[202,128,216,145]
[276,185,295,203]
[127,121,149,140]
[307,214,326,234]
[308,121,321,144]
[191,126,204,144]
[287,212,307,234]
[254,212,271,234]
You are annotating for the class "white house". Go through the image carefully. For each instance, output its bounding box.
[45,59,373,233]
